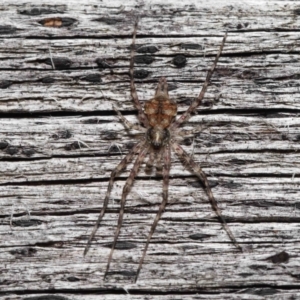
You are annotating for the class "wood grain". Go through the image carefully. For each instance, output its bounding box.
[1,0,300,299]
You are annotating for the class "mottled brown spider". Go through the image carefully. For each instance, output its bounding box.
[84,21,242,282]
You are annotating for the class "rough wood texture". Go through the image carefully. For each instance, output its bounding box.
[1,0,300,299]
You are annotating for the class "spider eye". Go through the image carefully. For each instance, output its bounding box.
[146,128,170,148]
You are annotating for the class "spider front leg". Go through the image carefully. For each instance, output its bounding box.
[171,33,227,129]
[84,141,145,256]
[134,145,171,282]
[104,144,150,279]
[175,124,209,137]
[171,141,242,252]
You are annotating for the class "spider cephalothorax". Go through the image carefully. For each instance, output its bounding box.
[84,21,242,283]
[146,127,170,148]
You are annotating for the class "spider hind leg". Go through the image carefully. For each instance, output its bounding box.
[171,33,227,129]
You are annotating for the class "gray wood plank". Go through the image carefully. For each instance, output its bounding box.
[1,0,300,299]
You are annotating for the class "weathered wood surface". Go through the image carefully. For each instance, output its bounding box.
[1,0,300,299]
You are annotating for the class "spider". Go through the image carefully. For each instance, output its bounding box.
[84,21,242,282]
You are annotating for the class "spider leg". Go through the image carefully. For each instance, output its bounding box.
[129,20,149,128]
[84,141,145,256]
[176,124,208,137]
[171,33,227,129]
[104,144,150,279]
[113,105,146,132]
[145,151,155,172]
[134,145,171,282]
[171,141,242,252]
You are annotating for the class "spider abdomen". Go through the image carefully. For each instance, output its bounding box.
[144,95,177,128]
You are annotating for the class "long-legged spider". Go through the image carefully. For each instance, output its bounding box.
[84,21,242,282]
